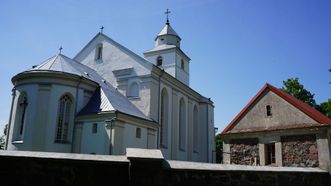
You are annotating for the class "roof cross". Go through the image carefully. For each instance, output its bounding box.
[59,46,63,54]
[164,9,171,24]
[100,26,104,33]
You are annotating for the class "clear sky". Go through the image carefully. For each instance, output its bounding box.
[0,0,330,134]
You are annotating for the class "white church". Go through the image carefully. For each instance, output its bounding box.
[6,16,215,162]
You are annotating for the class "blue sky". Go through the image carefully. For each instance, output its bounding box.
[0,0,330,134]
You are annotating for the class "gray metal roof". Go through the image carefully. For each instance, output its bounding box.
[23,54,150,120]
[157,23,180,39]
[144,44,177,53]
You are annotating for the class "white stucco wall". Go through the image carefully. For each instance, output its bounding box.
[175,53,189,85]
[159,84,173,160]
[7,84,38,151]
[144,49,189,85]
[7,75,96,153]
[122,123,147,149]
[74,34,154,117]
[74,34,152,87]
[80,122,110,155]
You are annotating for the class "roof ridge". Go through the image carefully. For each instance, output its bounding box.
[73,32,151,66]
[48,54,60,70]
[36,55,57,69]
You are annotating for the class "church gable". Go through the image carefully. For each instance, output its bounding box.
[223,83,331,134]
[74,33,153,86]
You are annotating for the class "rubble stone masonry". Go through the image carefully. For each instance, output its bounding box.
[281,135,318,167]
[230,138,259,165]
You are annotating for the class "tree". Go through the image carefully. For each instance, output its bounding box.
[281,78,317,107]
[281,77,331,118]
[316,99,331,118]
[215,134,223,163]
[0,124,8,150]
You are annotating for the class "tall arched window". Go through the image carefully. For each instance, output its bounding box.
[15,92,28,140]
[180,59,185,70]
[128,82,139,98]
[160,88,169,147]
[95,43,103,60]
[193,105,199,152]
[156,56,163,66]
[179,98,186,150]
[55,95,72,143]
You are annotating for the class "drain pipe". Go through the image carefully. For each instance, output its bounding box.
[74,76,83,114]
[71,76,83,152]
[105,114,117,155]
[206,103,209,162]
[5,88,16,150]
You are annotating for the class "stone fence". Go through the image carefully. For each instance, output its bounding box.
[0,149,330,186]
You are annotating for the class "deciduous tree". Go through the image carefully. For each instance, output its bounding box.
[281,78,317,107]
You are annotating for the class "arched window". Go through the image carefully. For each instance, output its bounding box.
[193,106,199,152]
[156,56,163,66]
[179,98,186,150]
[15,92,28,140]
[180,59,185,70]
[95,43,103,60]
[160,88,169,147]
[55,95,72,143]
[128,82,139,98]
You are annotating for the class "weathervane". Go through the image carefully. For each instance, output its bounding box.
[100,26,104,33]
[59,46,63,54]
[165,8,171,24]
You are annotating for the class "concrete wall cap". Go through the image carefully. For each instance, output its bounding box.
[165,160,328,173]
[126,148,164,160]
[0,150,128,163]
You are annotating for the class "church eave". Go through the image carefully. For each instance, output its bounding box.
[75,110,116,121]
[144,46,190,61]
[154,34,181,41]
[12,70,98,87]
[116,111,158,128]
[221,124,331,137]
[76,110,157,128]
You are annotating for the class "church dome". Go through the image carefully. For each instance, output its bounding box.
[155,22,181,48]
[156,23,181,40]
[12,53,150,120]
[14,54,99,83]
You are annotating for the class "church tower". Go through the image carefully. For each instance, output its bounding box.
[144,11,190,85]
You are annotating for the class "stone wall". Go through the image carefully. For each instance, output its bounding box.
[0,149,330,186]
[281,135,318,167]
[230,138,259,165]
[162,168,328,186]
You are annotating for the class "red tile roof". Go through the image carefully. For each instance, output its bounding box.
[222,83,331,134]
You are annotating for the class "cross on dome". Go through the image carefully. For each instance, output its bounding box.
[165,9,171,24]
